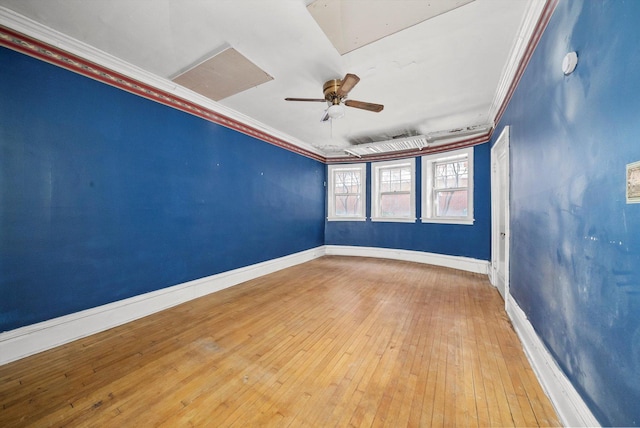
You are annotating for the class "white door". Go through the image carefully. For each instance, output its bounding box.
[491,127,510,303]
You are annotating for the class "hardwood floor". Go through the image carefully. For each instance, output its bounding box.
[0,256,559,427]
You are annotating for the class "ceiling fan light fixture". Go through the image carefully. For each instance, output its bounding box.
[327,103,345,119]
[285,73,383,122]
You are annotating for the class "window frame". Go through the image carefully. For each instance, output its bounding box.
[371,158,416,223]
[327,163,367,221]
[421,147,474,225]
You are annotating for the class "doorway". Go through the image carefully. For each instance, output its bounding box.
[491,126,510,304]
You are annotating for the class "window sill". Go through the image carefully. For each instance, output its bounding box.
[327,217,367,222]
[420,217,475,225]
[371,217,417,223]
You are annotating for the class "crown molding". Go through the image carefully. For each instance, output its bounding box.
[327,131,491,164]
[0,7,326,163]
[489,0,559,127]
[0,2,560,164]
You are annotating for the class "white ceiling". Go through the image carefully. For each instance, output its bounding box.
[0,0,541,158]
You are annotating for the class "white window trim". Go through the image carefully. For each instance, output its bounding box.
[421,147,474,225]
[327,163,367,221]
[371,158,416,223]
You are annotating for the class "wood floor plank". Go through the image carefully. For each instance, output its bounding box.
[421,286,446,427]
[0,256,560,427]
[463,289,491,428]
[325,312,390,426]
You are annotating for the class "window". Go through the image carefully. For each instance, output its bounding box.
[371,158,416,222]
[422,147,474,224]
[327,164,366,221]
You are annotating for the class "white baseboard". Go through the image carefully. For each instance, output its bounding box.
[0,243,602,427]
[507,295,600,427]
[0,246,325,366]
[324,245,490,275]
[0,245,488,366]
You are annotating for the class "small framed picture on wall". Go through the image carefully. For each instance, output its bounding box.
[626,160,640,203]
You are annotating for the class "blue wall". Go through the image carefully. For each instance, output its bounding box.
[0,47,326,333]
[325,144,491,261]
[493,1,640,425]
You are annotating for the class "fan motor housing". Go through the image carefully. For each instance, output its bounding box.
[323,79,343,104]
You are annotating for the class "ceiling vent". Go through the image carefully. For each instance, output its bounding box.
[172,46,273,101]
[426,124,491,146]
[344,135,428,158]
[341,124,491,158]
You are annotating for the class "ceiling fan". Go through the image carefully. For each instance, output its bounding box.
[285,73,384,121]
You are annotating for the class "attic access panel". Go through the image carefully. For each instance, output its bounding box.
[307,0,474,55]
[172,47,273,101]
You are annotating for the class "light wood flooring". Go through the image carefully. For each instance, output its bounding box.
[0,256,559,427]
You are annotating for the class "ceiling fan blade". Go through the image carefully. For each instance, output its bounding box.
[336,73,360,98]
[285,97,327,102]
[344,99,384,112]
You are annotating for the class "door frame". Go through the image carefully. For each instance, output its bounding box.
[491,126,510,307]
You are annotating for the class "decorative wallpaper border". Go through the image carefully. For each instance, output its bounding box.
[493,0,559,126]
[0,25,326,163]
[328,0,559,163]
[0,0,558,164]
[326,132,491,164]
